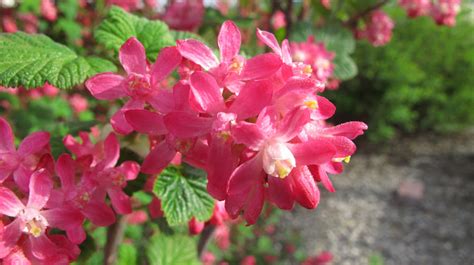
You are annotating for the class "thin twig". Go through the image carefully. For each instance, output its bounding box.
[104,217,127,265]
[197,225,216,258]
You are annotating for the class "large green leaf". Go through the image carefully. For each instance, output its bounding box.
[0,32,117,89]
[146,235,200,265]
[95,6,175,61]
[333,54,358,80]
[118,244,138,265]
[153,166,214,226]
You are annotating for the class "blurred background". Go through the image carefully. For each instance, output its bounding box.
[1,0,473,264]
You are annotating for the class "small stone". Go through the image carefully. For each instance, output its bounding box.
[397,178,425,201]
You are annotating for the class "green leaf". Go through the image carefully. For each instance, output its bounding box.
[118,244,137,265]
[146,235,200,265]
[333,54,358,80]
[314,25,355,54]
[95,6,174,61]
[153,166,214,226]
[0,32,117,89]
[85,57,118,74]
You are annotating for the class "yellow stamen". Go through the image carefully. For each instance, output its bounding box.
[304,100,319,110]
[303,65,313,75]
[275,160,291,179]
[333,156,351,163]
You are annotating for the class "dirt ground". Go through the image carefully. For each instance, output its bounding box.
[280,130,474,265]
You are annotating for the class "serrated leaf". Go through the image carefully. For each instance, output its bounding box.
[333,54,358,80]
[170,30,205,42]
[314,24,355,54]
[85,57,118,74]
[153,166,214,226]
[0,32,116,89]
[146,235,200,265]
[95,6,175,61]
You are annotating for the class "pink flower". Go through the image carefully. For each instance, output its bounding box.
[302,251,334,265]
[431,0,461,26]
[271,10,287,30]
[398,0,432,17]
[321,0,331,9]
[202,251,216,265]
[0,169,82,260]
[0,117,50,190]
[2,15,17,33]
[125,210,148,225]
[41,83,59,97]
[86,37,181,134]
[162,0,205,31]
[214,224,230,250]
[69,94,88,113]
[290,37,335,83]
[106,0,140,11]
[88,133,141,214]
[18,13,38,34]
[40,0,58,22]
[241,256,257,265]
[358,10,394,46]
[188,217,205,235]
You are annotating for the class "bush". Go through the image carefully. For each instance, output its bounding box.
[326,7,474,141]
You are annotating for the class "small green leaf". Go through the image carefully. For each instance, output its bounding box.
[333,54,358,80]
[118,244,137,265]
[0,32,116,89]
[314,24,355,54]
[153,166,214,226]
[146,234,200,265]
[95,6,175,61]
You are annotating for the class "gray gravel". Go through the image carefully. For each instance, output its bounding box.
[280,130,474,265]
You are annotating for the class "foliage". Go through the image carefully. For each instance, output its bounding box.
[326,9,474,141]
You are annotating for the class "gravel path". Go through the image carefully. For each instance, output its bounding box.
[280,131,474,265]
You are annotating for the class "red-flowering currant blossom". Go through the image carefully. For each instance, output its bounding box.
[431,0,461,26]
[106,0,140,11]
[0,117,50,190]
[162,0,205,31]
[0,169,82,261]
[357,10,395,47]
[399,0,432,17]
[188,217,205,235]
[290,36,336,83]
[69,94,88,113]
[2,15,17,33]
[271,10,287,30]
[40,0,57,22]
[86,37,182,134]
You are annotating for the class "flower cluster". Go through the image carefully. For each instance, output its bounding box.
[290,36,336,85]
[86,21,367,224]
[399,0,461,26]
[356,10,395,47]
[0,118,140,264]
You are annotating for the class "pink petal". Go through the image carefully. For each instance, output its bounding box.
[321,122,368,139]
[0,219,22,259]
[229,80,273,120]
[148,89,176,114]
[256,106,279,136]
[118,161,140,181]
[231,122,265,150]
[288,166,320,209]
[225,154,265,224]
[82,201,116,226]
[13,165,31,192]
[141,141,177,174]
[289,139,336,166]
[66,226,86,245]
[29,234,57,260]
[124,109,167,135]
[41,208,84,231]
[27,169,52,210]
[189,71,225,114]
[276,107,311,142]
[325,136,356,158]
[274,77,322,99]
[281,39,292,64]
[0,187,24,217]
[108,188,132,214]
[163,111,213,138]
[312,96,336,120]
[119,37,147,75]
[206,136,236,200]
[309,165,335,192]
[17,131,50,156]
[111,100,144,135]
[85,73,127,100]
[56,154,75,190]
[0,117,15,152]
[256,29,281,55]
[241,53,282,80]
[148,197,163,219]
[177,39,219,70]
[267,176,294,210]
[218,20,241,63]
[97,133,120,170]
[151,46,182,87]
[3,248,30,265]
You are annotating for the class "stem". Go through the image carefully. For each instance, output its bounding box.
[197,225,216,258]
[345,0,391,27]
[104,217,127,265]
